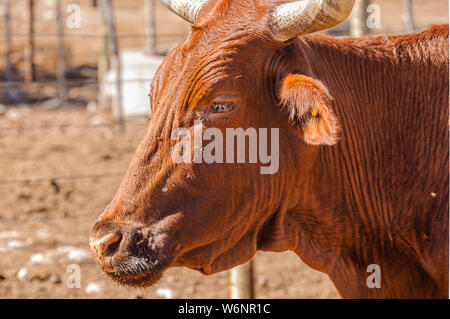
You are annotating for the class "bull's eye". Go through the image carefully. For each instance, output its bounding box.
[209,102,234,113]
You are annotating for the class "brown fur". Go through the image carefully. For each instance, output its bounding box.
[90,0,449,298]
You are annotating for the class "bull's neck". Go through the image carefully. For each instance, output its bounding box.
[293,31,448,231]
[292,35,394,231]
[279,26,448,282]
[280,36,400,274]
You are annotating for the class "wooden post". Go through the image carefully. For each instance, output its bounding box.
[145,0,157,55]
[230,261,254,299]
[350,0,370,37]
[56,0,68,105]
[24,0,35,82]
[4,0,14,100]
[100,0,125,134]
[403,0,415,34]
[3,0,24,102]
[98,0,110,85]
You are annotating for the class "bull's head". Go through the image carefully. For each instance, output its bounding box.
[90,0,354,287]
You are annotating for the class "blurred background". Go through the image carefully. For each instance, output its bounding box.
[0,0,448,299]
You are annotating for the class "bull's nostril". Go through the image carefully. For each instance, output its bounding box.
[92,232,123,259]
[104,233,122,257]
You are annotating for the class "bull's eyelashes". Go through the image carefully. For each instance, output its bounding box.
[279,74,340,146]
[196,96,240,119]
[208,101,235,113]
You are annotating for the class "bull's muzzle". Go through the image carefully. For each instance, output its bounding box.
[89,215,176,287]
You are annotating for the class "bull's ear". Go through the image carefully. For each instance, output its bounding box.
[279,73,340,145]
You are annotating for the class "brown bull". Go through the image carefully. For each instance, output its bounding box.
[89,0,449,298]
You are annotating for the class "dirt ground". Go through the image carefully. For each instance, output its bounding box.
[0,104,339,299]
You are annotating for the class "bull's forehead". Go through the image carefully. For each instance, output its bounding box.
[153,29,255,116]
[151,1,274,119]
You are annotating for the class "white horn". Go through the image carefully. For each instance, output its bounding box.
[269,0,356,41]
[160,0,210,23]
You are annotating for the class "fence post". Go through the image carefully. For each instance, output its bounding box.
[24,0,35,83]
[403,0,415,34]
[56,0,68,105]
[230,261,254,299]
[146,0,157,55]
[350,0,370,37]
[100,0,125,134]
[98,0,110,86]
[3,0,14,101]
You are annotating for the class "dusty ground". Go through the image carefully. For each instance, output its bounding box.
[0,105,339,299]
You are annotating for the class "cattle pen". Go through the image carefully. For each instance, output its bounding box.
[0,0,448,299]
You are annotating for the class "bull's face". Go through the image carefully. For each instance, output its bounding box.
[90,0,352,287]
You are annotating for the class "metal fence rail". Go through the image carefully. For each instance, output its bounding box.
[0,172,124,186]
